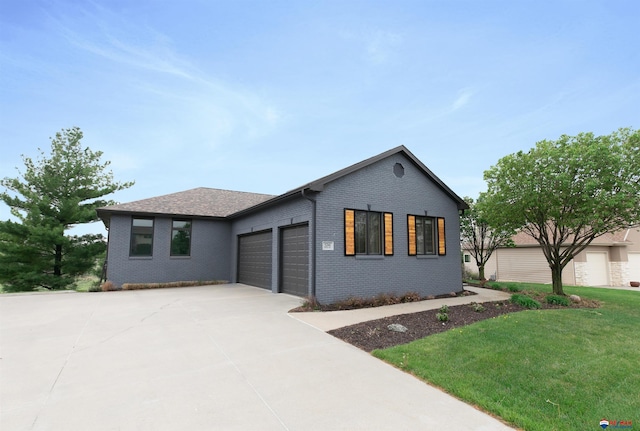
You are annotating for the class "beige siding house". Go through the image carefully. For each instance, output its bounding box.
[463,227,640,287]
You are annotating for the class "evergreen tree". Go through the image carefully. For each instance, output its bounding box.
[0,127,133,291]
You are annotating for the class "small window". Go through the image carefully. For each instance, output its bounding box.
[345,209,393,256]
[408,215,446,256]
[171,219,192,256]
[464,254,471,263]
[130,217,154,256]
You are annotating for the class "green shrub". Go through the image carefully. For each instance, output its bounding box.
[436,312,449,322]
[439,305,449,313]
[470,302,486,312]
[546,294,570,306]
[511,294,541,309]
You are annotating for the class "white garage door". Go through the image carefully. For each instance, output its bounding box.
[586,252,609,286]
[629,252,640,282]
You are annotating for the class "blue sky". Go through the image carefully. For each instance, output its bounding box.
[1,0,638,236]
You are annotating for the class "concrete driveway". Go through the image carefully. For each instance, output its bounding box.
[1,284,513,430]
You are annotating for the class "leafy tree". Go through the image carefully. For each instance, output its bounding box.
[0,127,133,292]
[460,195,514,280]
[483,128,640,295]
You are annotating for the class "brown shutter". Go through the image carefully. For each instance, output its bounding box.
[438,217,446,255]
[345,209,355,255]
[384,212,393,255]
[407,215,416,255]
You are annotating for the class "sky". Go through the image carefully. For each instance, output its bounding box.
[1,0,638,236]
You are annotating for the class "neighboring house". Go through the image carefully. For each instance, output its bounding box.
[97,146,469,304]
[463,227,640,287]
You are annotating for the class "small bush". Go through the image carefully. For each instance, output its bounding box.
[506,283,521,292]
[439,305,449,313]
[436,312,449,322]
[400,291,422,303]
[511,294,541,309]
[470,302,486,312]
[546,294,570,306]
[100,281,118,292]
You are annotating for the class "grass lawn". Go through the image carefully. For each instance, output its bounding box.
[373,283,640,431]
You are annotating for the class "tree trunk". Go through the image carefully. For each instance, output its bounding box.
[54,244,63,277]
[551,264,565,296]
[478,265,486,281]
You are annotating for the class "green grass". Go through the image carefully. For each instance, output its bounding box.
[374,284,640,431]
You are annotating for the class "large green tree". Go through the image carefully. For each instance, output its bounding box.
[0,127,133,292]
[460,196,514,281]
[483,128,640,295]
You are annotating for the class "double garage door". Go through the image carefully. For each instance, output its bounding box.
[237,224,309,296]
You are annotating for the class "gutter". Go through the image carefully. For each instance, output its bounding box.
[301,188,317,299]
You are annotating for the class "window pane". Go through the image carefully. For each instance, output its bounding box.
[133,218,153,228]
[424,218,434,254]
[416,219,424,254]
[130,217,154,256]
[355,211,367,254]
[368,212,381,255]
[171,230,191,256]
[171,219,191,256]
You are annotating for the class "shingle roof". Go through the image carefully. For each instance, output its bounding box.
[97,187,275,226]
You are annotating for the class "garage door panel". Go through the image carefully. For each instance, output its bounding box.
[280,224,309,297]
[629,253,640,281]
[586,252,609,286]
[238,230,272,289]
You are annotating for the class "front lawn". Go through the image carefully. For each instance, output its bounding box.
[373,284,639,431]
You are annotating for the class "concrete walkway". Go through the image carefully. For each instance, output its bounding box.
[291,286,511,331]
[1,284,515,431]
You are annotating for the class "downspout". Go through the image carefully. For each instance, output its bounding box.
[301,188,317,299]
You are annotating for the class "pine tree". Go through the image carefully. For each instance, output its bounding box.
[0,127,133,291]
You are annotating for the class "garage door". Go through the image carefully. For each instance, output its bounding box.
[629,252,640,282]
[586,252,609,286]
[280,224,309,297]
[237,230,273,289]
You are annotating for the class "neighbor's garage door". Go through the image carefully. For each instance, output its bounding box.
[280,224,309,297]
[237,230,273,289]
[586,252,609,286]
[628,252,640,282]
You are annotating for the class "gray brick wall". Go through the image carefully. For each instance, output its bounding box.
[106,214,231,287]
[313,153,463,303]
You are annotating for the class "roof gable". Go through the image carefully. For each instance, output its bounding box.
[98,146,468,224]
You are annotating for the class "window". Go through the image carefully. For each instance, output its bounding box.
[171,219,192,256]
[408,215,446,256]
[464,254,471,263]
[345,209,393,256]
[130,217,154,256]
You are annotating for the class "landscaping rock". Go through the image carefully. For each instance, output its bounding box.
[569,294,581,303]
[387,323,408,333]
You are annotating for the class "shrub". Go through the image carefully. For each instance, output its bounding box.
[506,283,521,292]
[470,302,486,312]
[511,294,541,309]
[436,312,449,322]
[121,280,227,290]
[400,291,422,303]
[100,281,118,292]
[439,305,449,313]
[546,294,570,306]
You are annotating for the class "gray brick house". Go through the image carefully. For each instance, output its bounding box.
[97,146,469,304]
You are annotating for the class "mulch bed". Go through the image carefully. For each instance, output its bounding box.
[328,297,598,352]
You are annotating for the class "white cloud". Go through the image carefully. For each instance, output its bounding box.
[365,30,403,64]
